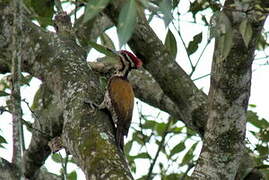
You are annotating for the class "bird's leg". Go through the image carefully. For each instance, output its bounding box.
[84,99,97,108]
[84,91,109,110]
[84,99,105,110]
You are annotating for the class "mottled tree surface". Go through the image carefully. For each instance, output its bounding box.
[0,0,268,179]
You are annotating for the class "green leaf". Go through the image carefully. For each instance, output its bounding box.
[0,135,7,145]
[215,12,233,62]
[165,29,177,60]
[51,153,63,163]
[247,111,269,129]
[187,32,202,55]
[124,141,133,154]
[68,157,76,164]
[142,120,157,130]
[256,33,269,50]
[132,131,145,145]
[100,33,116,51]
[189,1,205,20]
[186,127,197,137]
[172,0,180,9]
[83,0,111,23]
[67,170,77,180]
[159,0,173,27]
[181,142,198,164]
[260,129,269,142]
[0,91,9,97]
[248,104,256,108]
[88,41,117,57]
[256,145,269,157]
[165,173,181,180]
[117,0,137,47]
[156,122,166,136]
[201,15,209,26]
[170,142,185,158]
[239,19,253,47]
[21,74,32,86]
[134,152,151,159]
[170,126,184,134]
[31,0,54,27]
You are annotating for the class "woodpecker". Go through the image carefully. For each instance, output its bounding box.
[97,50,142,150]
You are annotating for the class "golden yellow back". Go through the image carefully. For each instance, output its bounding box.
[108,76,134,135]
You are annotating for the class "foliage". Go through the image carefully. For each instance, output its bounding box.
[117,0,137,47]
[164,29,177,61]
[124,103,201,179]
[0,133,7,149]
[239,19,253,47]
[83,0,111,23]
[246,110,269,179]
[1,0,269,179]
[51,152,78,180]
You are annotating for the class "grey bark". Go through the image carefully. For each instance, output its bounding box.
[1,2,132,179]
[191,1,267,179]
[0,0,268,179]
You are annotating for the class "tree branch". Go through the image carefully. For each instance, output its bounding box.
[10,0,24,168]
[0,157,61,180]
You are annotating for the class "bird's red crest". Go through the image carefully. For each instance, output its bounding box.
[120,50,143,68]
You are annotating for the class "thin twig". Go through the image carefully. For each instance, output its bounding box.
[137,102,150,153]
[192,73,210,81]
[182,163,195,180]
[74,0,77,23]
[54,0,64,13]
[21,99,53,138]
[146,117,173,180]
[11,0,24,165]
[171,21,194,69]
[189,39,211,77]
[59,152,69,180]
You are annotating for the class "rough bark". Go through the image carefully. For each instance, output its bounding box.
[0,0,268,179]
[191,1,267,179]
[1,2,132,179]
[0,157,61,180]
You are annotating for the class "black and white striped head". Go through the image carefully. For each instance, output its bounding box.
[115,50,142,77]
[119,50,142,69]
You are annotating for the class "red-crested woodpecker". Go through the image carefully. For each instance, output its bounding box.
[96,50,142,150]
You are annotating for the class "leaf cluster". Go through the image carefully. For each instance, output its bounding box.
[246,109,269,179]
[124,103,201,179]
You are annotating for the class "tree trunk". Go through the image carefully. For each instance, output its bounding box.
[0,0,268,179]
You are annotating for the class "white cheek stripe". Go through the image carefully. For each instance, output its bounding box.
[125,54,135,68]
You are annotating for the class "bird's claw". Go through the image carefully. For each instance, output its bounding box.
[84,100,98,112]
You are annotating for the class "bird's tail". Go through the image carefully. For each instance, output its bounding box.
[116,127,124,151]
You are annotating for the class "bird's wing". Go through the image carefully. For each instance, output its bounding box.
[108,76,134,136]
